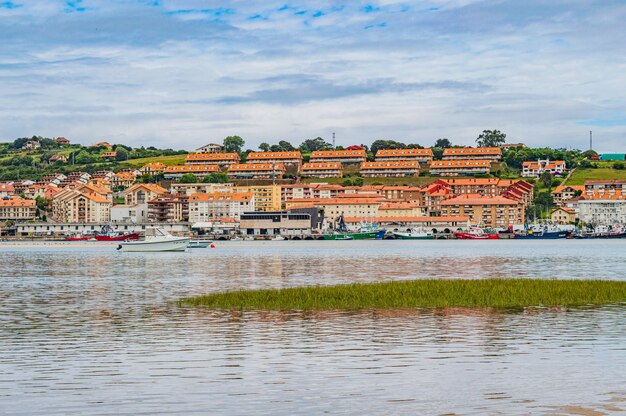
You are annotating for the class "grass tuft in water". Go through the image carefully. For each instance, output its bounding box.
[178,279,626,311]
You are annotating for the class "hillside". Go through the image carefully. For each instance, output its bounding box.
[563,161,626,185]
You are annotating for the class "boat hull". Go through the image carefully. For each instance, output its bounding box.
[454,232,499,240]
[188,241,211,248]
[514,231,570,239]
[119,237,190,252]
[96,233,140,242]
[323,230,385,240]
[65,236,91,241]
[393,232,433,240]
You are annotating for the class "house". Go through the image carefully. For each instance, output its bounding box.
[429,160,492,176]
[442,147,502,162]
[0,183,15,198]
[441,178,534,205]
[73,183,114,202]
[309,149,367,164]
[140,162,167,176]
[55,137,70,145]
[48,154,67,164]
[300,162,343,178]
[111,204,149,224]
[552,185,584,206]
[286,194,386,222]
[584,180,626,193]
[22,140,41,150]
[23,184,60,200]
[163,164,221,180]
[375,148,434,164]
[91,141,113,149]
[102,151,118,160]
[551,207,576,224]
[246,151,302,168]
[521,160,566,178]
[51,188,111,223]
[0,197,37,221]
[185,152,240,166]
[109,172,136,189]
[196,143,223,153]
[360,161,420,177]
[227,163,286,180]
[439,194,524,227]
[147,194,189,222]
[124,183,168,205]
[91,170,115,180]
[188,192,255,222]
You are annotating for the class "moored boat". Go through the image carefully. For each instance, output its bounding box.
[188,240,211,248]
[65,234,92,241]
[393,228,434,240]
[94,225,139,241]
[118,228,190,252]
[322,215,385,240]
[514,224,571,239]
[454,227,499,240]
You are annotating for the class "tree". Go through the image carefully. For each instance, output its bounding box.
[179,173,197,183]
[278,140,295,151]
[270,145,282,152]
[370,140,406,154]
[223,136,245,153]
[300,137,332,152]
[434,138,452,148]
[476,130,506,147]
[202,172,229,183]
[115,149,128,161]
[259,142,270,152]
[540,171,553,190]
[582,149,598,159]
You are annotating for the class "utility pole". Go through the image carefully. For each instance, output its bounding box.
[332,132,335,149]
[589,130,593,150]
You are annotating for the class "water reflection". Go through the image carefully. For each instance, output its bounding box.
[1,241,626,414]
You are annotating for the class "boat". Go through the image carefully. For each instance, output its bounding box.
[575,225,626,239]
[393,228,434,240]
[514,224,571,239]
[322,215,386,240]
[94,225,140,242]
[271,235,286,241]
[65,234,92,241]
[231,236,243,241]
[454,227,500,240]
[117,228,190,252]
[188,240,211,248]
[334,236,354,240]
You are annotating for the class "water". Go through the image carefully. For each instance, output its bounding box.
[1,240,626,415]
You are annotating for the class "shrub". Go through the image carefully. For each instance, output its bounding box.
[614,162,625,170]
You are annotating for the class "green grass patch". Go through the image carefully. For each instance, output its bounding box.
[178,279,626,310]
[564,167,626,185]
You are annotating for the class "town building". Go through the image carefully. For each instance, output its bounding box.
[188,192,255,223]
[0,197,37,221]
[102,151,118,160]
[300,162,343,178]
[439,194,524,227]
[185,152,240,166]
[17,222,189,237]
[584,180,626,193]
[55,137,70,145]
[551,207,576,224]
[72,183,113,202]
[109,172,136,189]
[239,211,312,236]
[344,216,470,232]
[360,161,420,177]
[286,194,386,222]
[309,149,367,164]
[196,143,223,153]
[169,183,233,197]
[429,160,492,176]
[227,163,286,180]
[22,140,41,150]
[521,160,566,177]
[124,183,168,205]
[111,204,149,224]
[232,185,282,212]
[48,154,67,164]
[441,178,534,206]
[0,183,15,198]
[22,184,59,200]
[139,162,167,176]
[552,185,584,206]
[246,151,303,168]
[163,164,221,180]
[377,202,426,218]
[375,148,434,164]
[442,147,502,162]
[148,194,189,222]
[51,188,112,223]
[578,192,626,224]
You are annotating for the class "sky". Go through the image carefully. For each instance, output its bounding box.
[1,0,625,152]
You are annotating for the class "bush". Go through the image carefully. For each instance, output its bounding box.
[578,159,592,168]
[614,162,625,170]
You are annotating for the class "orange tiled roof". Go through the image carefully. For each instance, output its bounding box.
[247,151,302,160]
[553,185,584,194]
[164,164,221,173]
[360,161,420,169]
[301,162,342,170]
[310,149,367,158]
[227,163,286,172]
[143,162,166,170]
[379,203,420,210]
[581,190,626,200]
[0,198,35,207]
[376,148,433,157]
[114,172,136,181]
[441,193,519,205]
[443,147,502,156]
[523,161,566,169]
[189,192,254,202]
[186,153,240,162]
[430,160,492,168]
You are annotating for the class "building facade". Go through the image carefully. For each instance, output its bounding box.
[439,194,523,227]
[0,198,37,221]
[300,162,343,178]
[227,163,286,180]
[309,149,367,164]
[360,161,420,177]
[185,152,240,166]
[239,211,312,236]
[429,160,492,176]
[188,192,254,222]
[375,148,433,164]
[522,160,566,177]
[442,147,502,162]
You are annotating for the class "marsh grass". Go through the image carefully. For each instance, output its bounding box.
[178,279,626,311]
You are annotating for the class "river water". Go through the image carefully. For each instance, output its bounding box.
[1,240,626,415]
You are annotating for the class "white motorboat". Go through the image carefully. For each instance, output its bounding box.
[271,235,285,241]
[117,228,190,252]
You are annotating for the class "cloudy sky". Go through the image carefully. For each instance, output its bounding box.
[1,1,625,151]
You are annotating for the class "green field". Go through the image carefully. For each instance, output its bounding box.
[119,154,187,168]
[178,279,626,310]
[564,166,626,185]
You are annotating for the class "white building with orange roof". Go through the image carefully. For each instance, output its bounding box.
[163,164,221,180]
[140,162,167,176]
[109,172,136,189]
[188,192,255,222]
[429,160,492,176]
[522,159,566,178]
[185,152,240,167]
[51,188,112,223]
[246,151,302,168]
[73,183,114,202]
[578,189,626,224]
[22,184,60,200]
[0,197,37,221]
[360,161,420,177]
[552,185,584,206]
[196,143,223,153]
[0,183,16,198]
[300,162,343,178]
[442,147,502,162]
[124,183,169,205]
[440,194,523,227]
[227,163,286,180]
[375,148,433,164]
[309,149,367,164]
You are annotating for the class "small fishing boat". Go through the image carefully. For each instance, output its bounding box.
[117,228,190,252]
[514,224,571,239]
[322,215,386,240]
[188,240,211,248]
[94,225,140,241]
[454,227,499,240]
[393,228,434,240]
[271,235,286,241]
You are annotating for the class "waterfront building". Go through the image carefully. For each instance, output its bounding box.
[140,162,167,176]
[246,151,303,168]
[232,185,282,212]
[521,159,566,177]
[552,185,584,206]
[147,194,189,222]
[378,202,426,218]
[429,160,492,176]
[188,192,254,222]
[287,194,386,222]
[442,147,502,162]
[0,197,37,221]
[309,149,367,165]
[227,163,286,180]
[360,161,420,177]
[16,222,189,237]
[300,162,343,178]
[375,148,434,164]
[439,194,524,227]
[51,188,112,223]
[239,211,312,236]
[195,143,223,153]
[124,183,168,205]
[551,207,576,224]
[442,178,534,206]
[111,204,149,223]
[185,152,240,166]
[163,164,221,180]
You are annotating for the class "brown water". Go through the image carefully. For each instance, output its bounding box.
[1,240,626,415]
